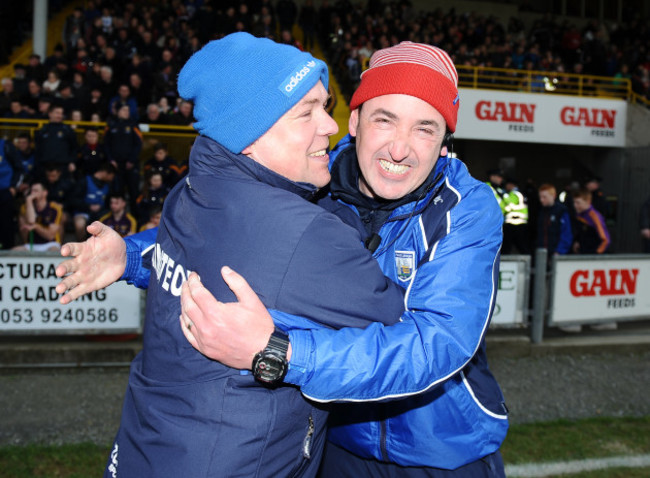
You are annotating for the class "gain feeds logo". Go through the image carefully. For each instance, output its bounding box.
[280,60,317,96]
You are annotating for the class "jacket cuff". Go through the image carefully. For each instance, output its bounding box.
[120,236,143,283]
[285,329,315,386]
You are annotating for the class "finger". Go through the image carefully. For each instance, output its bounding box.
[59,242,83,260]
[55,259,77,278]
[179,315,199,349]
[58,282,92,304]
[87,221,106,236]
[187,273,222,315]
[181,278,209,327]
[220,266,261,306]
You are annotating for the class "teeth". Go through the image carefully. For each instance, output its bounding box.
[380,159,409,175]
[310,150,326,157]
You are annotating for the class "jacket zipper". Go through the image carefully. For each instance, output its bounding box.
[302,415,314,459]
[380,417,389,461]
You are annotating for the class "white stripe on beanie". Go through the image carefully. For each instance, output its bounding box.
[365,41,458,87]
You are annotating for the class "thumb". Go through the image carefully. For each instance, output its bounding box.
[221,266,262,307]
[87,221,106,236]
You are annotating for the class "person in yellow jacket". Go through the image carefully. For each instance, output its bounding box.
[502,177,530,254]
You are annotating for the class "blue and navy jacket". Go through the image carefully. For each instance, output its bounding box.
[537,201,573,255]
[120,135,509,471]
[109,136,404,477]
[284,135,509,470]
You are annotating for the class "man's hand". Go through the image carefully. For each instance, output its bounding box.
[180,268,280,370]
[55,221,127,304]
[642,228,650,240]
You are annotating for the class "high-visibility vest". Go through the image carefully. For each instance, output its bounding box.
[504,189,529,225]
[486,182,507,215]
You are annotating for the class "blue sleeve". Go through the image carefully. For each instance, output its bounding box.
[120,227,158,288]
[285,189,503,402]
[556,211,573,255]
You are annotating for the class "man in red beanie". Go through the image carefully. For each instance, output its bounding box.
[57,41,507,477]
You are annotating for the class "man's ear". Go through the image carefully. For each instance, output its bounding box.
[348,108,359,137]
[440,145,448,157]
[241,143,254,156]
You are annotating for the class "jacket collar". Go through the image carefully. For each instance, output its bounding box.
[188,135,319,201]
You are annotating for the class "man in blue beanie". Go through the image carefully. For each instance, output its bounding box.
[56,32,406,477]
[57,39,508,477]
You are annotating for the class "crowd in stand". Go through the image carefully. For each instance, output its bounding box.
[1,0,649,251]
[316,1,650,100]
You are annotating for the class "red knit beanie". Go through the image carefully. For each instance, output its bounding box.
[349,42,460,132]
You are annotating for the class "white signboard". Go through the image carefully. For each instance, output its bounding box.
[550,255,650,324]
[455,88,627,147]
[0,254,143,333]
[491,256,529,327]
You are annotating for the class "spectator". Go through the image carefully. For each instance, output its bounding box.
[99,191,137,237]
[82,87,108,121]
[640,195,650,253]
[12,63,29,97]
[170,99,194,126]
[486,168,507,215]
[104,103,143,210]
[139,204,162,232]
[13,181,63,252]
[536,183,573,256]
[71,162,117,240]
[108,84,139,120]
[78,127,109,176]
[64,7,86,51]
[143,102,169,125]
[573,188,611,254]
[3,99,31,120]
[128,72,151,116]
[42,70,61,94]
[34,105,78,176]
[583,175,607,217]
[33,95,54,120]
[143,142,178,188]
[54,82,81,117]
[21,79,43,115]
[25,54,46,83]
[0,77,18,115]
[153,61,177,103]
[0,136,20,249]
[6,132,35,193]
[41,163,75,221]
[502,177,530,254]
[135,170,168,225]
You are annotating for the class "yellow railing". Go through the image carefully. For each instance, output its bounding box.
[630,91,650,108]
[456,65,632,100]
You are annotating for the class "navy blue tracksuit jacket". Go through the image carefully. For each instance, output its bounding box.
[105,136,405,477]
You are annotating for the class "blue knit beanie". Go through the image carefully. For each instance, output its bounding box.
[178,32,329,153]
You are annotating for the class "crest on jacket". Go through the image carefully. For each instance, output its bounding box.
[395,250,415,282]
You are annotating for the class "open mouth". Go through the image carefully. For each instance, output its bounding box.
[379,159,409,175]
[309,149,327,158]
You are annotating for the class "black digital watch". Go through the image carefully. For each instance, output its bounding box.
[252,327,289,386]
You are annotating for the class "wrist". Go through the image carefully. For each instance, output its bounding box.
[252,327,289,386]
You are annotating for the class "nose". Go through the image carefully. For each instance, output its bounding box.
[388,131,410,162]
[318,109,339,137]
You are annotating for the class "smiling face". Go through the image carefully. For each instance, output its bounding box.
[242,81,338,188]
[350,94,447,200]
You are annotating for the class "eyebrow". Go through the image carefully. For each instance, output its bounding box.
[368,108,442,128]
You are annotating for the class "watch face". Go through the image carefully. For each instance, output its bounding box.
[254,354,287,384]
